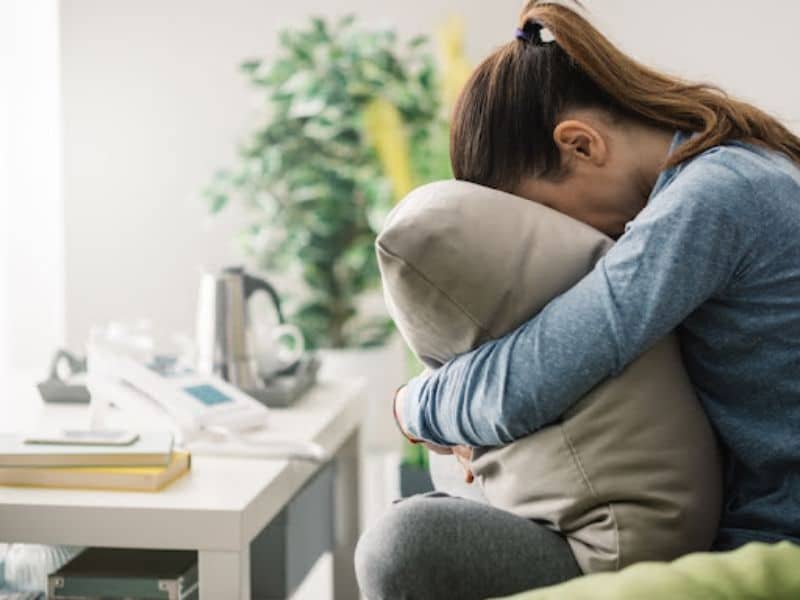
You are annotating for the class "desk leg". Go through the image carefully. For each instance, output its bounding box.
[333,428,361,600]
[199,547,251,600]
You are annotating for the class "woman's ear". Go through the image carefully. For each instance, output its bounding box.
[553,119,608,168]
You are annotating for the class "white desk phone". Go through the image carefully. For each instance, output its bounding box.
[85,326,325,462]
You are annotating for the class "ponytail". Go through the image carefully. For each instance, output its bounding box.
[451,1,800,191]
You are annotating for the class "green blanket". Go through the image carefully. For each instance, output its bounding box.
[495,542,800,600]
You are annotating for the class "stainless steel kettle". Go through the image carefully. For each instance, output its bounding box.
[195,266,287,391]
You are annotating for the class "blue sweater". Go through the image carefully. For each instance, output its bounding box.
[403,131,800,549]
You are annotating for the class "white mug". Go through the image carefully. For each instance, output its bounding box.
[253,322,305,378]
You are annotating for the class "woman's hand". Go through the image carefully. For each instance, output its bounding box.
[393,384,412,438]
[422,442,475,484]
[452,445,475,484]
[394,385,475,483]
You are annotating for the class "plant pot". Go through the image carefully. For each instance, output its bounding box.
[317,334,407,452]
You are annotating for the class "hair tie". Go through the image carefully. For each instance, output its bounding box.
[515,21,545,44]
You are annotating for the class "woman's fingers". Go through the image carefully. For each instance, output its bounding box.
[452,445,475,483]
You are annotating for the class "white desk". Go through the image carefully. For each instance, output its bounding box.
[0,373,365,599]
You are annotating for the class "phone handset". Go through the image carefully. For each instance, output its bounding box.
[87,342,270,434]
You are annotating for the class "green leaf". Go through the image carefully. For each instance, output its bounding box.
[310,16,329,39]
[204,15,449,349]
[408,35,428,48]
[240,59,262,74]
[208,192,229,214]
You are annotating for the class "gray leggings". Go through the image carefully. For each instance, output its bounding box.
[355,492,582,600]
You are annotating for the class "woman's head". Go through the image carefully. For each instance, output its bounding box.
[451,1,800,236]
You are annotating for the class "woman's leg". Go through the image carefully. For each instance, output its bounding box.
[355,492,582,600]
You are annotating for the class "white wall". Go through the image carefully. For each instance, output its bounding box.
[585,0,800,131]
[60,0,800,350]
[1,0,64,375]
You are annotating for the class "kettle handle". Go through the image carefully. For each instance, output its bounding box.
[47,348,87,381]
[243,274,286,324]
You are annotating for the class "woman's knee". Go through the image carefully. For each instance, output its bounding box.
[355,492,583,599]
[355,495,445,600]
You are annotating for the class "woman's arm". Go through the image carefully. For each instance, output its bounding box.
[401,155,755,447]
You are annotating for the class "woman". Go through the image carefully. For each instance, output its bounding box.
[356,2,800,599]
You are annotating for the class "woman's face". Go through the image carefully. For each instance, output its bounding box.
[514,167,643,238]
[512,111,672,238]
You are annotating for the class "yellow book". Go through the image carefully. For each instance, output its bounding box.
[0,451,191,492]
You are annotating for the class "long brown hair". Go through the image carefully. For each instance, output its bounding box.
[451,1,800,192]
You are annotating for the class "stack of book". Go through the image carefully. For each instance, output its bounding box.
[0,432,190,492]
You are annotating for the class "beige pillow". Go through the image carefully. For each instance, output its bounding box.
[376,180,722,573]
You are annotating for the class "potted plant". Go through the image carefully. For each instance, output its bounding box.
[205,15,457,451]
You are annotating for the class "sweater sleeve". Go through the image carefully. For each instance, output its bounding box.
[402,154,755,447]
